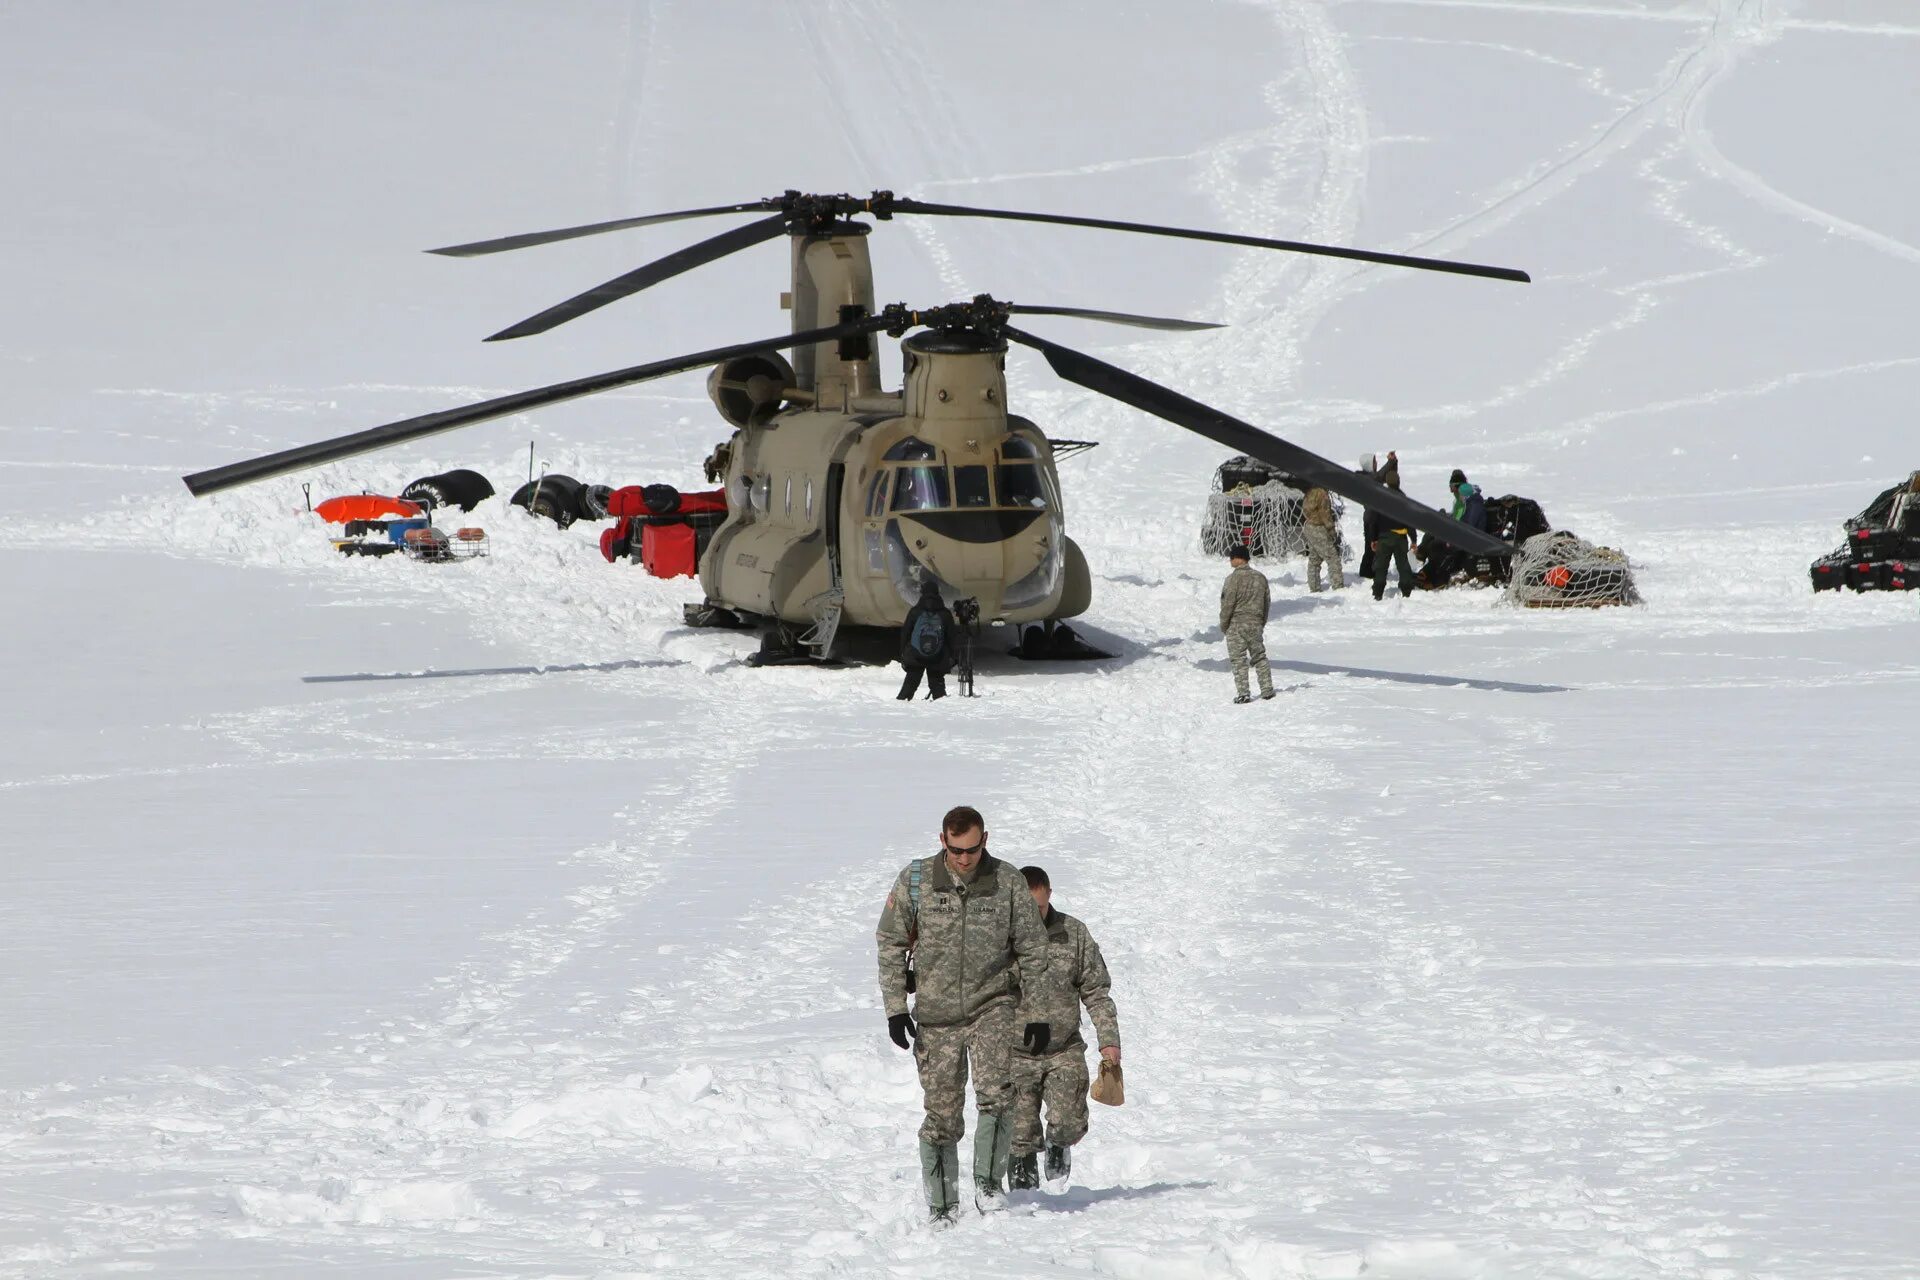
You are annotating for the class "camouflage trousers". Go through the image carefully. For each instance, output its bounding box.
[1010,1046,1090,1155]
[1303,524,1344,590]
[912,999,1015,1145]
[1226,624,1273,698]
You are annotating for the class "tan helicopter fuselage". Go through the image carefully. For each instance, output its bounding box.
[694,225,1091,633]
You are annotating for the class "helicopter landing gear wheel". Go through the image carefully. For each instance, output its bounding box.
[1011,620,1113,662]
[746,621,813,667]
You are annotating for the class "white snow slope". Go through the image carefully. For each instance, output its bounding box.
[3,2,1917,1277]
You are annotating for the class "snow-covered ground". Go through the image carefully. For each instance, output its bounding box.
[3,1,1917,1276]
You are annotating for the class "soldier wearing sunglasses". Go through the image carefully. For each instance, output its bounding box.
[876,805,1051,1224]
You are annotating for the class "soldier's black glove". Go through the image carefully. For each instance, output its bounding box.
[888,1012,917,1051]
[1022,1022,1050,1054]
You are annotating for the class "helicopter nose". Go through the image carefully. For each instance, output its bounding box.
[896,510,1052,617]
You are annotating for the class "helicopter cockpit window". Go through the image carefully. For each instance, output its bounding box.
[1000,435,1041,460]
[890,465,950,512]
[954,465,992,508]
[883,437,938,462]
[997,463,1047,509]
[865,471,890,518]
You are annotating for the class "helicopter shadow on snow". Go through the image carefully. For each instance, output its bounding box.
[1014,1180,1215,1214]
[301,657,687,685]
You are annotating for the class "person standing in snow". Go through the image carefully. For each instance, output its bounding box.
[896,577,956,701]
[1355,452,1396,580]
[1368,469,1418,600]
[1300,484,1344,592]
[876,806,1051,1224]
[1007,865,1120,1194]
[1220,545,1276,703]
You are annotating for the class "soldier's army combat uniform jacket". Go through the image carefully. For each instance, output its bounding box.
[1219,563,1275,699]
[1008,907,1120,1155]
[876,852,1049,1145]
[1219,563,1271,633]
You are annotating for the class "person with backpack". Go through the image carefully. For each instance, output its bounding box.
[1007,865,1120,1195]
[876,806,1052,1225]
[897,577,957,700]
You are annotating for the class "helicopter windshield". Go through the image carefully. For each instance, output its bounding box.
[996,463,1046,509]
[891,465,950,512]
[954,466,992,508]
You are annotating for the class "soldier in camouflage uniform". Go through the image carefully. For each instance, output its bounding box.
[1220,545,1275,703]
[876,805,1051,1224]
[1301,485,1345,591]
[1007,866,1120,1194]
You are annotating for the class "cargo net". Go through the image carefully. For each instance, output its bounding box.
[1505,531,1640,608]
[1200,482,1341,561]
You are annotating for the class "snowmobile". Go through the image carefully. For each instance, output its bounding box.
[1811,470,1920,593]
[1415,494,1550,589]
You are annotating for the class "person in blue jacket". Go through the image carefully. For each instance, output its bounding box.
[1449,469,1489,533]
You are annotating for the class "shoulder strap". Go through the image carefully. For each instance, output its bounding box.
[907,858,923,944]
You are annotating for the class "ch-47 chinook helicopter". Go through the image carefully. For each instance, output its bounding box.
[183,190,1525,663]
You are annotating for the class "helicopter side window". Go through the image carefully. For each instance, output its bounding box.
[749,475,770,514]
[954,465,992,508]
[804,477,814,522]
[997,462,1047,509]
[890,465,950,512]
[783,475,793,516]
[865,471,890,518]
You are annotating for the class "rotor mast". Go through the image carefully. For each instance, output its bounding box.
[787,221,881,408]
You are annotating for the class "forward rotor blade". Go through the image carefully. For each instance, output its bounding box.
[1008,304,1222,331]
[1004,326,1514,557]
[426,200,777,257]
[484,212,791,342]
[182,316,887,497]
[892,198,1530,285]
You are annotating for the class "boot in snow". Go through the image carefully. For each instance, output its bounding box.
[920,1139,960,1225]
[1043,1142,1072,1194]
[1008,1152,1040,1191]
[972,1112,1012,1212]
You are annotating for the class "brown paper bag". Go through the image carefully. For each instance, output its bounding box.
[1090,1060,1124,1107]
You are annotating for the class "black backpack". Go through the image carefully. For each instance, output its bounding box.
[909,609,947,659]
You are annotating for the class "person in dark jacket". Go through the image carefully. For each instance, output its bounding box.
[1368,470,1418,600]
[1448,469,1489,533]
[899,577,958,700]
[1357,451,1398,581]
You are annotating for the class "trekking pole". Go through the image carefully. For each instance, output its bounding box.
[301,482,311,513]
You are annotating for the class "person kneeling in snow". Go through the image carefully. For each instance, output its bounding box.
[1007,865,1121,1194]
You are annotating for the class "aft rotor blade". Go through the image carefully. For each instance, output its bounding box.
[1008,304,1222,332]
[426,200,778,258]
[1004,326,1515,557]
[182,316,887,497]
[485,211,791,341]
[892,198,1530,285]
